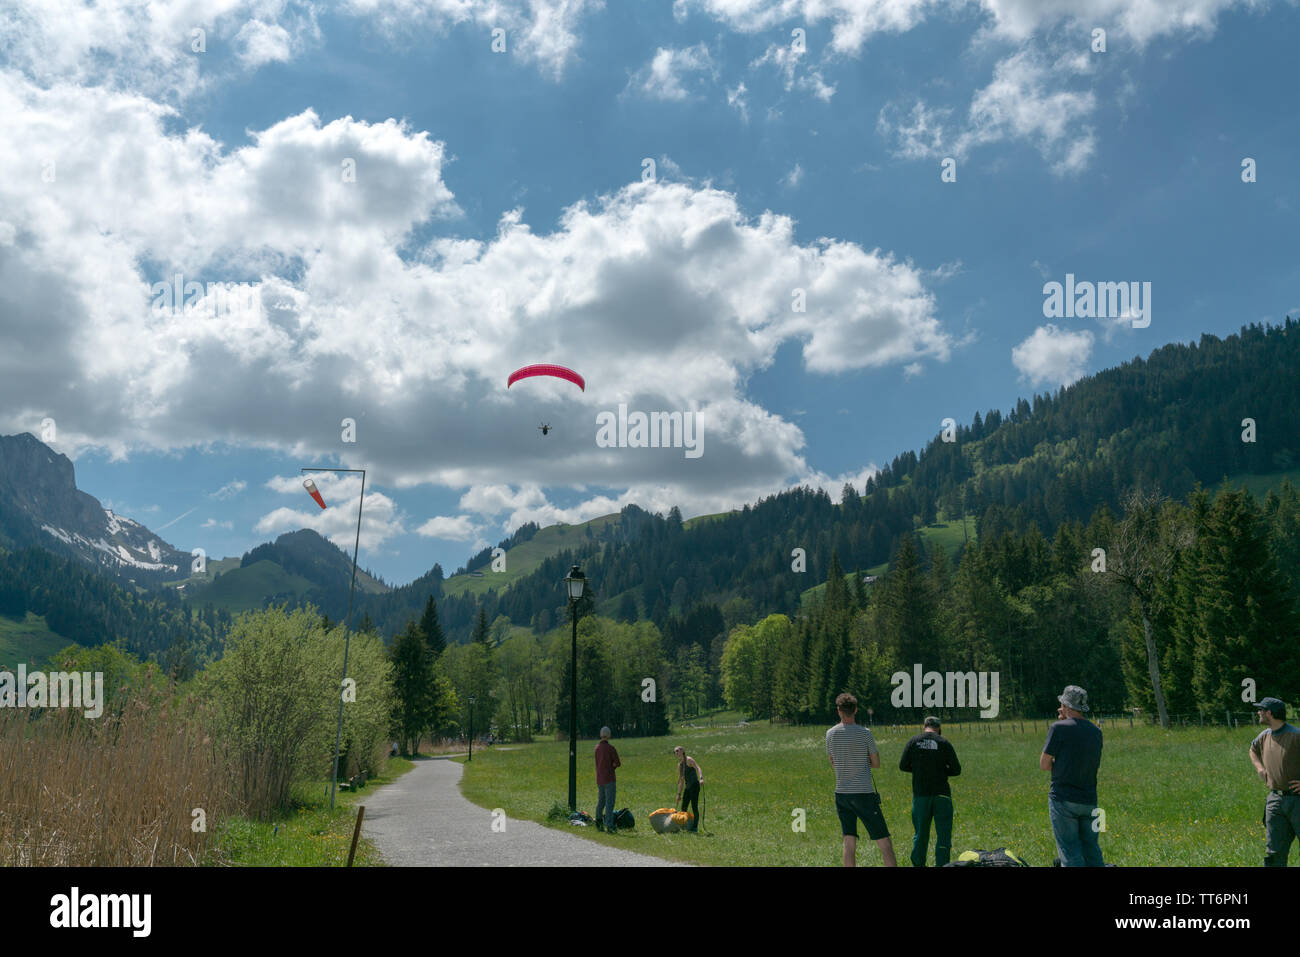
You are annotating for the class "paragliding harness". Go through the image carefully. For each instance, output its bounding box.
[568,810,595,826]
[943,847,1029,867]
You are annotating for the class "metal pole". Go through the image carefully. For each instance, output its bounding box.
[329,470,365,810]
[468,699,474,762]
[568,597,578,812]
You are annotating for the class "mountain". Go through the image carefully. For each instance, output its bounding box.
[0,432,191,586]
[182,528,389,617]
[355,319,1300,645]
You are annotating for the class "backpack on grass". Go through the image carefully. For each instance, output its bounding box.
[612,808,635,830]
[944,848,1029,867]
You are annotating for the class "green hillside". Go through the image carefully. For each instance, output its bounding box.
[0,612,73,668]
[187,560,319,614]
[799,516,973,606]
[1225,468,1300,499]
[440,513,622,598]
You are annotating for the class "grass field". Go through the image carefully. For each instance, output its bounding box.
[0,611,71,668]
[459,718,1267,866]
[208,757,415,866]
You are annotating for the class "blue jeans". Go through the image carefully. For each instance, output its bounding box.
[1049,798,1104,866]
[596,782,616,829]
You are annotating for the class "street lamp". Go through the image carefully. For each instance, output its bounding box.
[302,466,366,811]
[563,564,586,812]
[468,694,477,763]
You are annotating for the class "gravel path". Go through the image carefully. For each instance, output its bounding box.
[361,757,682,867]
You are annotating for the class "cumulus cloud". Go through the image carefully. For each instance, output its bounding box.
[0,0,320,99]
[627,44,715,100]
[0,67,955,528]
[416,514,482,540]
[1011,324,1094,387]
[259,473,404,549]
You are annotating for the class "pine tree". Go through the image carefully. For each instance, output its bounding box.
[420,595,445,656]
[473,607,492,649]
[389,619,436,755]
[1190,488,1299,711]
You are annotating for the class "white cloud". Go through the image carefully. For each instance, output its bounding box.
[627,44,715,101]
[726,82,750,122]
[211,479,248,500]
[880,50,1096,174]
[341,0,604,80]
[416,514,482,539]
[750,41,836,101]
[782,163,804,188]
[256,479,403,550]
[201,517,234,529]
[1011,324,1094,387]
[0,0,320,99]
[678,0,1259,53]
[0,72,955,529]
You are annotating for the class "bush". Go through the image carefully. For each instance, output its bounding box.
[198,606,338,818]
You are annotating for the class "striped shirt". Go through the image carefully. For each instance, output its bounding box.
[826,722,877,794]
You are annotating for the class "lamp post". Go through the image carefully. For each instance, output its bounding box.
[468,694,476,762]
[302,466,366,811]
[563,565,586,812]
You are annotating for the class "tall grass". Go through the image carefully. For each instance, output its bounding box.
[0,680,234,866]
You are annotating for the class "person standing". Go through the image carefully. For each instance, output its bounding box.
[673,746,704,833]
[1040,685,1104,866]
[826,692,897,867]
[594,726,621,833]
[899,716,961,867]
[1247,697,1300,866]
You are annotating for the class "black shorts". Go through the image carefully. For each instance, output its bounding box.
[836,792,890,840]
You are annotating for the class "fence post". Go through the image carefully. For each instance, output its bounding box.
[347,805,366,868]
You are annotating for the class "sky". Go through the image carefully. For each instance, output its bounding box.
[1,0,1297,585]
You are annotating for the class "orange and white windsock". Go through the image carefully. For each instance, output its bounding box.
[303,478,327,510]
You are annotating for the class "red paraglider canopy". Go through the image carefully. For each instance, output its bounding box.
[507,364,585,392]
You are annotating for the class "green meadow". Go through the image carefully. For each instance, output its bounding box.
[459,718,1268,867]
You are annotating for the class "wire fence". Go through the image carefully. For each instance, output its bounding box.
[867,711,1263,735]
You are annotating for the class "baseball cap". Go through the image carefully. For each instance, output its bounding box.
[1251,697,1287,719]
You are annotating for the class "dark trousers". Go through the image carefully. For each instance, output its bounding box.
[681,785,700,830]
[911,794,953,867]
[1265,792,1300,866]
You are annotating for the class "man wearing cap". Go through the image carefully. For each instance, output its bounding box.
[1247,697,1300,866]
[1039,685,1104,866]
[899,716,962,867]
[594,726,621,833]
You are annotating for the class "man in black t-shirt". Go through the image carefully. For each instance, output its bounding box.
[899,716,962,867]
[1040,685,1104,866]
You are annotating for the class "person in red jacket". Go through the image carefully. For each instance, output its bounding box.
[594,726,621,832]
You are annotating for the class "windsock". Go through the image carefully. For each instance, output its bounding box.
[303,478,327,510]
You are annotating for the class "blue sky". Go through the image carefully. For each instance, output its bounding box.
[2,0,1297,585]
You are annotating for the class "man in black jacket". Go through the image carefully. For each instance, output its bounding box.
[899,717,962,867]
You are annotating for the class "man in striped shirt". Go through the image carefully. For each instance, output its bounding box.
[826,692,897,867]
